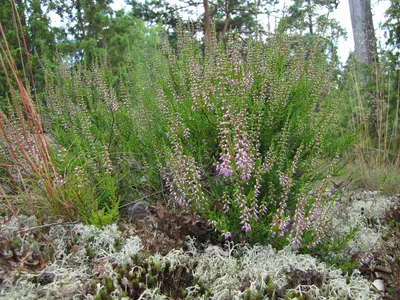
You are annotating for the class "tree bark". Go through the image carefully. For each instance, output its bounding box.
[349,0,377,66]
[349,0,379,131]
[203,0,212,46]
[307,0,313,35]
[222,0,230,38]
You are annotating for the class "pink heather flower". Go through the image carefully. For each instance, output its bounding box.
[244,73,254,90]
[262,149,273,173]
[222,191,231,213]
[217,153,233,177]
[308,208,321,222]
[240,206,254,233]
[292,236,302,250]
[223,203,230,213]
[233,127,254,181]
[221,231,232,239]
[359,251,375,267]
[279,172,291,188]
[307,238,323,249]
[226,76,234,87]
[249,202,260,222]
[292,147,302,174]
[279,216,291,236]
[109,99,119,112]
[291,194,306,249]
[208,220,217,228]
[55,175,66,186]
[235,148,252,180]
[183,128,191,139]
[241,223,251,233]
[259,203,268,216]
[307,224,326,249]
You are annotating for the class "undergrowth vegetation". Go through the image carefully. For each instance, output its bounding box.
[147,27,351,249]
[341,54,400,195]
[0,216,377,299]
[1,4,400,297]
[2,25,353,251]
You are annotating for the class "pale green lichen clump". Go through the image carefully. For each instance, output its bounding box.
[0,216,378,299]
[329,191,396,262]
[193,243,373,299]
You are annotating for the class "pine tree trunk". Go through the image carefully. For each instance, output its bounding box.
[349,0,379,132]
[222,0,231,38]
[349,0,377,66]
[203,0,212,46]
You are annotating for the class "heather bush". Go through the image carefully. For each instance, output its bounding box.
[143,27,351,249]
[2,17,352,246]
[40,56,154,226]
[27,26,161,226]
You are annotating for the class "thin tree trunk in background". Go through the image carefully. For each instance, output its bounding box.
[349,0,379,133]
[222,0,230,38]
[307,0,313,35]
[203,0,211,47]
[349,0,377,66]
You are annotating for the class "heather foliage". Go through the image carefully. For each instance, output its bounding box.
[40,56,156,227]
[144,28,350,248]
[0,23,160,226]
[1,20,351,248]
[41,60,124,226]
[36,27,160,226]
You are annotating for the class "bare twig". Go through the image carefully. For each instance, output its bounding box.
[18,221,79,234]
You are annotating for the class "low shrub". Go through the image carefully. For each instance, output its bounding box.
[141,26,352,249]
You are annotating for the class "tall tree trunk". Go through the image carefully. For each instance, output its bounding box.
[222,0,230,38]
[349,0,379,132]
[307,0,313,35]
[203,0,211,47]
[349,0,377,66]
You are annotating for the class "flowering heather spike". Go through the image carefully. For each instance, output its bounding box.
[359,251,375,267]
[262,148,274,173]
[232,185,256,234]
[164,142,205,210]
[231,110,255,181]
[307,224,326,249]
[216,105,233,177]
[244,72,254,90]
[279,216,291,236]
[217,152,233,177]
[291,193,307,249]
[221,231,232,239]
[279,172,291,188]
[291,147,303,175]
[208,220,217,229]
[227,38,241,76]
[241,223,251,233]
[235,148,252,180]
[292,236,302,250]
[222,191,231,213]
